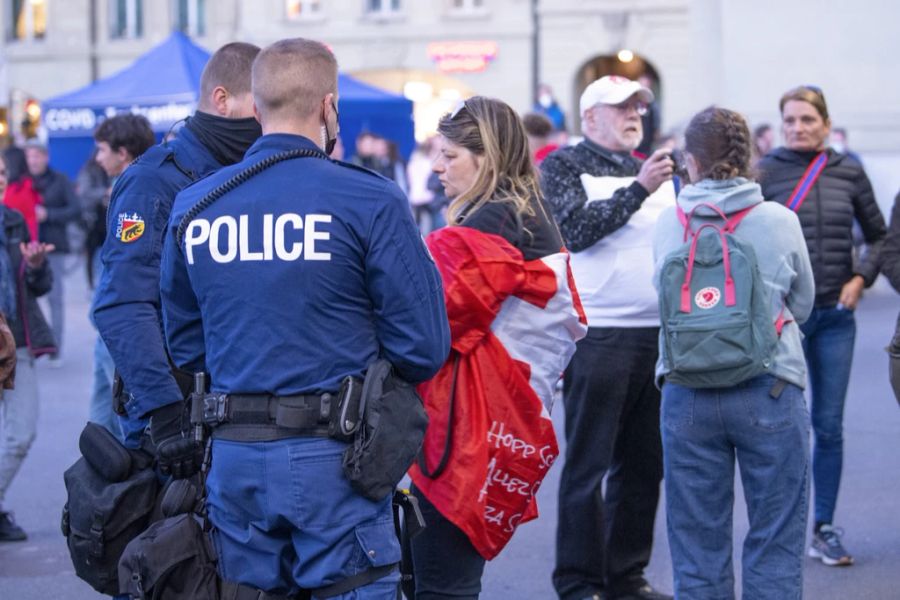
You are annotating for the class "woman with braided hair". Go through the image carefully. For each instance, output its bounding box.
[652,106,814,599]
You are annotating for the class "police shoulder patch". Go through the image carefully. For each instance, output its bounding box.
[116,212,146,243]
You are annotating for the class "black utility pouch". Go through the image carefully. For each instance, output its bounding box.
[342,360,429,501]
[329,374,363,442]
[62,424,159,596]
[118,512,219,600]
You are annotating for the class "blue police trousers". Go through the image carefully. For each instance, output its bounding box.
[207,437,400,598]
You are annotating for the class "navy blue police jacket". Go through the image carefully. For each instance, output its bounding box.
[161,134,450,396]
[93,126,223,445]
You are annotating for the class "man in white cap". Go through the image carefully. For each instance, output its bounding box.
[540,75,674,600]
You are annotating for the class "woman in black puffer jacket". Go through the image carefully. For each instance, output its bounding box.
[758,85,887,568]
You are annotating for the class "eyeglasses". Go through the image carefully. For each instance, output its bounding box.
[610,100,648,116]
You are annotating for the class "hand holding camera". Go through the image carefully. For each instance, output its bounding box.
[636,148,675,194]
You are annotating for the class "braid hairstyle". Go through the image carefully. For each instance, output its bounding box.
[684,106,754,181]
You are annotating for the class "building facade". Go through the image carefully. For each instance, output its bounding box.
[1,0,899,203]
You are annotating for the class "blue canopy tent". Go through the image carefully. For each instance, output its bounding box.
[42,32,209,178]
[42,32,415,178]
[336,73,415,162]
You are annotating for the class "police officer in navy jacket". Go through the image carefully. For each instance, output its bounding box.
[92,42,262,450]
[160,38,449,597]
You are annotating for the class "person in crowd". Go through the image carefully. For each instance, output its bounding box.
[881,192,899,403]
[86,114,155,438]
[24,140,79,367]
[541,75,675,600]
[92,42,262,450]
[752,123,774,165]
[830,127,863,164]
[426,171,449,232]
[76,150,110,289]
[653,106,814,599]
[161,37,448,598]
[408,95,585,600]
[407,138,437,233]
[636,74,660,157]
[758,85,887,566]
[2,146,42,242]
[386,139,409,194]
[522,112,559,166]
[0,153,56,541]
[535,83,567,131]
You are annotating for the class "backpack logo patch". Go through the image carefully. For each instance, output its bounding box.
[117,212,145,243]
[695,287,721,310]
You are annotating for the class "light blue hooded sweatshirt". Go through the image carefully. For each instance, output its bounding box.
[652,177,815,389]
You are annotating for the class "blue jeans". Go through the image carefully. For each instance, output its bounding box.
[208,437,400,597]
[88,336,121,439]
[662,375,810,600]
[800,306,856,525]
[0,349,38,510]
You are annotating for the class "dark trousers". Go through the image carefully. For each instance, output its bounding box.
[553,327,664,599]
[409,485,485,599]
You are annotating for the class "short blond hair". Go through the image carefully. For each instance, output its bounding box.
[252,38,338,122]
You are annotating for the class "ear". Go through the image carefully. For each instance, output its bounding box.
[211,85,230,117]
[115,147,131,163]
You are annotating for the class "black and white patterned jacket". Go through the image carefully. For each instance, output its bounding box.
[539,139,649,252]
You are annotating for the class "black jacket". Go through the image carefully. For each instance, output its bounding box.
[758,147,886,307]
[4,207,56,355]
[540,139,649,252]
[882,194,900,353]
[33,167,80,253]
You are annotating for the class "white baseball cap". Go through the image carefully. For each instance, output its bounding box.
[579,76,654,116]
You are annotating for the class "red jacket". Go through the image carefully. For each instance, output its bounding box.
[410,226,585,559]
[3,177,42,241]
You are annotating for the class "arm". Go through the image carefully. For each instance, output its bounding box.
[92,179,185,422]
[159,214,206,375]
[539,152,648,252]
[786,212,815,325]
[882,194,900,293]
[851,169,887,286]
[365,181,450,383]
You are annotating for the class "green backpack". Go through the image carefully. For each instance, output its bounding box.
[658,203,781,388]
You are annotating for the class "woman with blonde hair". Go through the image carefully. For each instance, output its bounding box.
[758,86,887,566]
[407,97,585,599]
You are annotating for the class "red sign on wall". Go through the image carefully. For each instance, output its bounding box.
[428,41,498,73]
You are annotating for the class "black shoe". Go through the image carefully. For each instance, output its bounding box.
[611,584,673,600]
[0,511,27,541]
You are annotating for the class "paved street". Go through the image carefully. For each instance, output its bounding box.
[1,262,898,599]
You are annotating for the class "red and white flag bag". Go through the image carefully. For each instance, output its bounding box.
[410,226,586,560]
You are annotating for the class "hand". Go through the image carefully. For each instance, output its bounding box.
[19,241,55,269]
[838,275,865,310]
[34,205,48,223]
[150,401,202,479]
[635,149,675,195]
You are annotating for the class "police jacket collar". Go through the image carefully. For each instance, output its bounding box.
[170,125,224,180]
[244,133,323,160]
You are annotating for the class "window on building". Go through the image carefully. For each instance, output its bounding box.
[365,0,401,17]
[174,0,206,37]
[9,0,47,41]
[449,0,485,14]
[110,0,143,39]
[286,0,322,20]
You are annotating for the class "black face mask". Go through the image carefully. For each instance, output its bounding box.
[324,102,339,156]
[185,111,263,166]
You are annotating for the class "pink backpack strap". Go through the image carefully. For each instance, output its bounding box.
[680,222,736,313]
